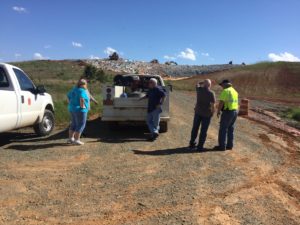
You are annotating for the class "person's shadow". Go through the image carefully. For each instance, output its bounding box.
[1,117,148,151]
[83,117,148,143]
[132,147,226,156]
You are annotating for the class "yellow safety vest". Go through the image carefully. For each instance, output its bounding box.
[219,87,239,110]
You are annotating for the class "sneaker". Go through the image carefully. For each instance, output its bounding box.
[213,146,226,151]
[147,133,159,142]
[73,140,84,145]
[67,138,74,144]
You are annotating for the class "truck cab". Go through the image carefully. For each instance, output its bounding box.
[102,74,171,132]
[0,63,55,136]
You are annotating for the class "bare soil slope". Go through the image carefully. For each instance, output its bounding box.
[0,91,299,225]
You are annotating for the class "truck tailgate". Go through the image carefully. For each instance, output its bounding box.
[114,98,147,108]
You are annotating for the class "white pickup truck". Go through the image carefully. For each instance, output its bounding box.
[0,63,55,136]
[102,74,171,132]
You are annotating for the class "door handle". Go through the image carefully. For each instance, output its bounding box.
[21,95,24,104]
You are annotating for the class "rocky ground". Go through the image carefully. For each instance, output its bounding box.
[0,91,299,225]
[86,59,238,77]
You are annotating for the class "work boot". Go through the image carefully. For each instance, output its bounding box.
[213,146,226,151]
[197,144,204,151]
[189,142,196,150]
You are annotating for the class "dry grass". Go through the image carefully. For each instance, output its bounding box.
[170,62,300,100]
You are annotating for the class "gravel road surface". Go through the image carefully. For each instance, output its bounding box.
[0,91,299,225]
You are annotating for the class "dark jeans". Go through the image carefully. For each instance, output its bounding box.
[189,114,212,148]
[218,110,238,148]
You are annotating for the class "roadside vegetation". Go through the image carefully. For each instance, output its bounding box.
[284,107,300,122]
[11,60,114,126]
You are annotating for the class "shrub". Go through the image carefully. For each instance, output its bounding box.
[84,64,98,81]
[285,108,300,122]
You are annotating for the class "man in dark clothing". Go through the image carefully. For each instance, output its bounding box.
[140,78,166,141]
[189,79,216,151]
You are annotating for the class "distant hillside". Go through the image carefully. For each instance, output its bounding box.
[10,60,300,102]
[170,62,300,101]
[11,60,86,82]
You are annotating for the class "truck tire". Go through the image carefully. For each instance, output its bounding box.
[160,121,168,133]
[34,109,55,136]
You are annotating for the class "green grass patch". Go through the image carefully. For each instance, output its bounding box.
[284,108,300,122]
[11,60,86,81]
[54,100,70,125]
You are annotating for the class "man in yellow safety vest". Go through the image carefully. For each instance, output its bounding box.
[214,79,239,151]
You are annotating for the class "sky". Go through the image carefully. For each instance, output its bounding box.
[1,0,300,65]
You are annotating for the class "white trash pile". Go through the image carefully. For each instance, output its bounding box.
[86,59,238,77]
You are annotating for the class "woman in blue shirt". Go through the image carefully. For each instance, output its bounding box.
[67,79,90,145]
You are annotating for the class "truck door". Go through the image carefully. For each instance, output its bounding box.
[13,68,42,127]
[0,66,19,132]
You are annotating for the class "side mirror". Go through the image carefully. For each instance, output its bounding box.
[36,85,46,94]
[168,84,173,92]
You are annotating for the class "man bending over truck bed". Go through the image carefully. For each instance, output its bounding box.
[140,78,166,141]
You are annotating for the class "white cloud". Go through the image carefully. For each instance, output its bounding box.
[44,45,51,49]
[72,41,82,48]
[15,53,21,58]
[12,6,27,13]
[268,52,300,62]
[33,53,46,60]
[104,47,117,56]
[164,55,176,60]
[201,52,209,57]
[89,55,100,60]
[178,48,196,61]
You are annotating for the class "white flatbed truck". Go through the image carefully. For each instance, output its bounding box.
[102,74,171,132]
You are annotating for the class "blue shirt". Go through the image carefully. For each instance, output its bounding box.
[67,87,90,113]
[146,86,166,113]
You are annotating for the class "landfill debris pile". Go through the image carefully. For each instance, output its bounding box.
[86,59,238,77]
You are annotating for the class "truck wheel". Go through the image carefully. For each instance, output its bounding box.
[160,121,168,133]
[34,110,55,136]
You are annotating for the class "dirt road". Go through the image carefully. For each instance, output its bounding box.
[0,91,299,225]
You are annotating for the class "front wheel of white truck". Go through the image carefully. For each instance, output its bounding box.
[34,109,55,136]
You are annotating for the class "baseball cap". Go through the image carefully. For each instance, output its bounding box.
[219,79,231,86]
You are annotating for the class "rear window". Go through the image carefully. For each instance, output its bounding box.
[114,75,163,91]
[0,67,10,88]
